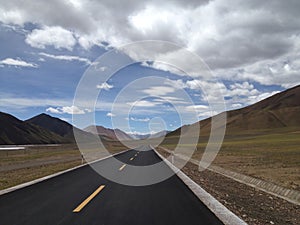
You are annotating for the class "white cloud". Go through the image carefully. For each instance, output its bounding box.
[46,105,90,114]
[1,1,299,86]
[153,96,188,105]
[25,26,76,50]
[142,86,175,96]
[1,0,299,120]
[127,100,160,107]
[231,103,243,108]
[227,81,260,97]
[229,82,254,90]
[130,117,150,122]
[198,110,218,118]
[106,112,115,117]
[99,66,107,71]
[46,107,61,114]
[127,130,155,136]
[39,52,91,64]
[248,91,280,105]
[59,117,69,122]
[217,54,300,88]
[0,58,37,67]
[0,96,71,109]
[184,104,216,119]
[186,79,227,102]
[96,82,114,90]
[164,79,187,89]
[185,105,209,112]
[0,8,25,25]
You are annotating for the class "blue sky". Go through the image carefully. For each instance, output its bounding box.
[0,1,299,134]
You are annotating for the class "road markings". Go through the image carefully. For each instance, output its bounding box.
[135,154,138,157]
[73,185,105,213]
[130,157,134,161]
[119,164,126,171]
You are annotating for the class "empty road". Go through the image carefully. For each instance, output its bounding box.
[0,146,223,225]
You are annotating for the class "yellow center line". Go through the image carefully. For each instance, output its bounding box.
[73,185,105,213]
[130,157,134,161]
[119,164,126,171]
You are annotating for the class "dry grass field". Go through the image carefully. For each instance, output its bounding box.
[160,128,300,191]
[0,141,126,190]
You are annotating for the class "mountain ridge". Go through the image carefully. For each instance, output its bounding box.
[1,85,299,144]
[0,112,66,145]
[167,84,300,137]
[84,125,132,141]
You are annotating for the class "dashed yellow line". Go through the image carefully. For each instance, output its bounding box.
[119,164,126,171]
[130,157,134,161]
[73,185,105,213]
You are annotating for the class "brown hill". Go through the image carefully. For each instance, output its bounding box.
[168,85,300,137]
[26,113,74,137]
[0,112,66,145]
[84,125,132,141]
[26,113,98,143]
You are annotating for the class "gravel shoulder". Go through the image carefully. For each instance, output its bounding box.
[158,149,299,225]
[182,162,299,225]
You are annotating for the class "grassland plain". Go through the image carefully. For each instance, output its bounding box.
[0,141,126,190]
[161,128,300,191]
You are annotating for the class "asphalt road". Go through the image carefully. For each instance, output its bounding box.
[0,146,223,225]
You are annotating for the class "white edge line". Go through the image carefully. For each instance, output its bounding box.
[0,148,131,196]
[152,146,247,225]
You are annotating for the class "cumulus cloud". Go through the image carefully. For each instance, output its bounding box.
[39,52,91,64]
[25,26,76,50]
[0,58,37,67]
[142,86,175,96]
[127,100,160,107]
[130,117,150,122]
[59,117,69,122]
[106,112,115,117]
[166,78,280,113]
[1,0,299,89]
[46,105,91,114]
[216,54,300,88]
[185,105,209,112]
[231,103,243,109]
[164,79,187,89]
[248,91,280,105]
[198,110,219,118]
[0,96,71,109]
[45,107,61,114]
[227,82,260,97]
[1,1,299,72]
[96,82,114,90]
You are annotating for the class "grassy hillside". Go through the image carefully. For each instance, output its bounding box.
[160,85,300,190]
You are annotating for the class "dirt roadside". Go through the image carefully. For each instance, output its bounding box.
[157,148,299,225]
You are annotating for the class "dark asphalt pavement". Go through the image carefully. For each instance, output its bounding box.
[0,146,223,225]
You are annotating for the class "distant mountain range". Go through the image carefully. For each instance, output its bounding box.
[1,85,299,144]
[130,130,170,140]
[0,111,167,145]
[84,125,132,141]
[83,125,169,140]
[167,84,300,138]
